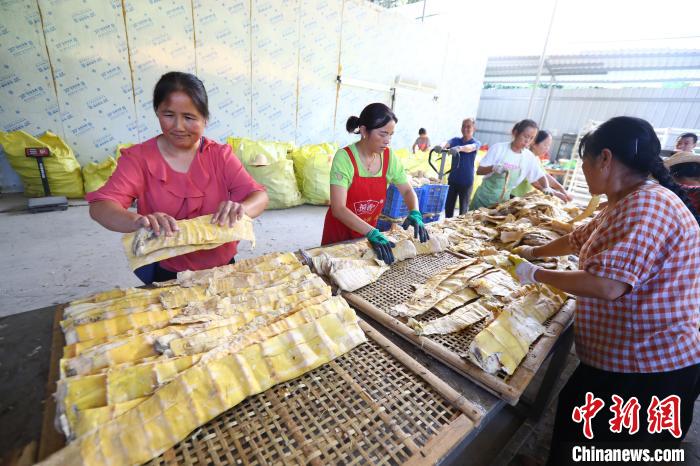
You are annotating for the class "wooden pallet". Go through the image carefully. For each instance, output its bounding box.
[38,305,483,465]
[342,251,576,406]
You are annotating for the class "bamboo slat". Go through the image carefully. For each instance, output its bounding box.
[39,305,479,465]
[344,252,576,405]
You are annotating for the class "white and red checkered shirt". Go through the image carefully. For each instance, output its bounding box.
[569,181,700,373]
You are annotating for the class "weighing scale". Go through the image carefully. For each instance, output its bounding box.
[25,147,68,213]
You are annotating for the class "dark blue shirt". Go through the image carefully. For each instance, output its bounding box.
[446,137,479,185]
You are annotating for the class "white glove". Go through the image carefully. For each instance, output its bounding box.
[512,245,537,261]
[492,164,507,175]
[507,255,541,285]
[516,261,540,284]
[542,187,556,196]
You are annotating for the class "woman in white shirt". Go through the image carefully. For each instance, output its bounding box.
[470,119,570,210]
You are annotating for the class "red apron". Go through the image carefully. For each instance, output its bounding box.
[321,146,390,245]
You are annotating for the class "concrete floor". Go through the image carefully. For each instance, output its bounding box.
[0,194,328,317]
[1,192,698,465]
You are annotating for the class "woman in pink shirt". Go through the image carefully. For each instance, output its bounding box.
[86,72,268,284]
[510,117,700,464]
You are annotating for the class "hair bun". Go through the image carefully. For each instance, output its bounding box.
[346,115,361,134]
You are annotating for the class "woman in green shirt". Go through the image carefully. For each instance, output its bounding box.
[321,103,428,264]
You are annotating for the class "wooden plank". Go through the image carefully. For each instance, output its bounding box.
[37,305,66,460]
[403,415,473,466]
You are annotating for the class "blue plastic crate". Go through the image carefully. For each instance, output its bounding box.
[382,184,424,218]
[376,218,393,232]
[419,184,449,215]
[423,213,441,224]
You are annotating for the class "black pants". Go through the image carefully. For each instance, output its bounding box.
[134,256,236,285]
[547,362,700,466]
[445,183,472,218]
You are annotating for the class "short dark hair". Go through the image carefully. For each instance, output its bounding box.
[670,162,700,179]
[418,128,427,135]
[346,103,398,134]
[153,71,209,120]
[678,132,698,144]
[534,130,551,145]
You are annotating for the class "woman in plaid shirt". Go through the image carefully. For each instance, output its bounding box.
[511,117,700,464]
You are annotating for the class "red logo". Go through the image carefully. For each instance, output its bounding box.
[647,395,682,438]
[572,392,605,439]
[353,200,381,216]
[609,395,641,435]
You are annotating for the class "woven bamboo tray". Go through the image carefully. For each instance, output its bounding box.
[342,251,576,406]
[39,306,483,465]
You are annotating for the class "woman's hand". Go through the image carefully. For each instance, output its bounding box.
[555,190,573,202]
[135,212,179,236]
[212,200,246,227]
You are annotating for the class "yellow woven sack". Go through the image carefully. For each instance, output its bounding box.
[290,143,337,204]
[82,157,117,194]
[227,137,289,166]
[246,158,303,209]
[0,130,84,198]
[114,143,133,160]
[301,149,334,205]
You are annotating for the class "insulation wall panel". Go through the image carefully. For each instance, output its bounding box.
[38,0,137,164]
[0,0,488,192]
[295,0,342,146]
[0,0,64,191]
[193,0,252,142]
[250,0,299,142]
[123,0,195,141]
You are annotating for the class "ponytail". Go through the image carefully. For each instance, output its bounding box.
[346,115,361,133]
[345,103,397,134]
[580,116,700,226]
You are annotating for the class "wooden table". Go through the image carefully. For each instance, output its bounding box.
[1,303,575,466]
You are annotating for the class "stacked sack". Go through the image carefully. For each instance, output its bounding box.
[82,143,132,193]
[290,143,337,205]
[227,138,302,210]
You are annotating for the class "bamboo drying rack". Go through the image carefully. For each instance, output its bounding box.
[39,305,483,465]
[342,251,576,405]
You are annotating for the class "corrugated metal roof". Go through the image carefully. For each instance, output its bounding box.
[484,49,700,82]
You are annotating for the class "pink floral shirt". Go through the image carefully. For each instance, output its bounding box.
[86,136,264,272]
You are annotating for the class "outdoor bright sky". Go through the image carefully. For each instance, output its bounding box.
[400,0,700,56]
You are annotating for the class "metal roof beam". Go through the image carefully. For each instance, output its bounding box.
[484,77,700,84]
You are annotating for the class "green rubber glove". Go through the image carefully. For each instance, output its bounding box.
[402,210,430,243]
[365,228,396,264]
